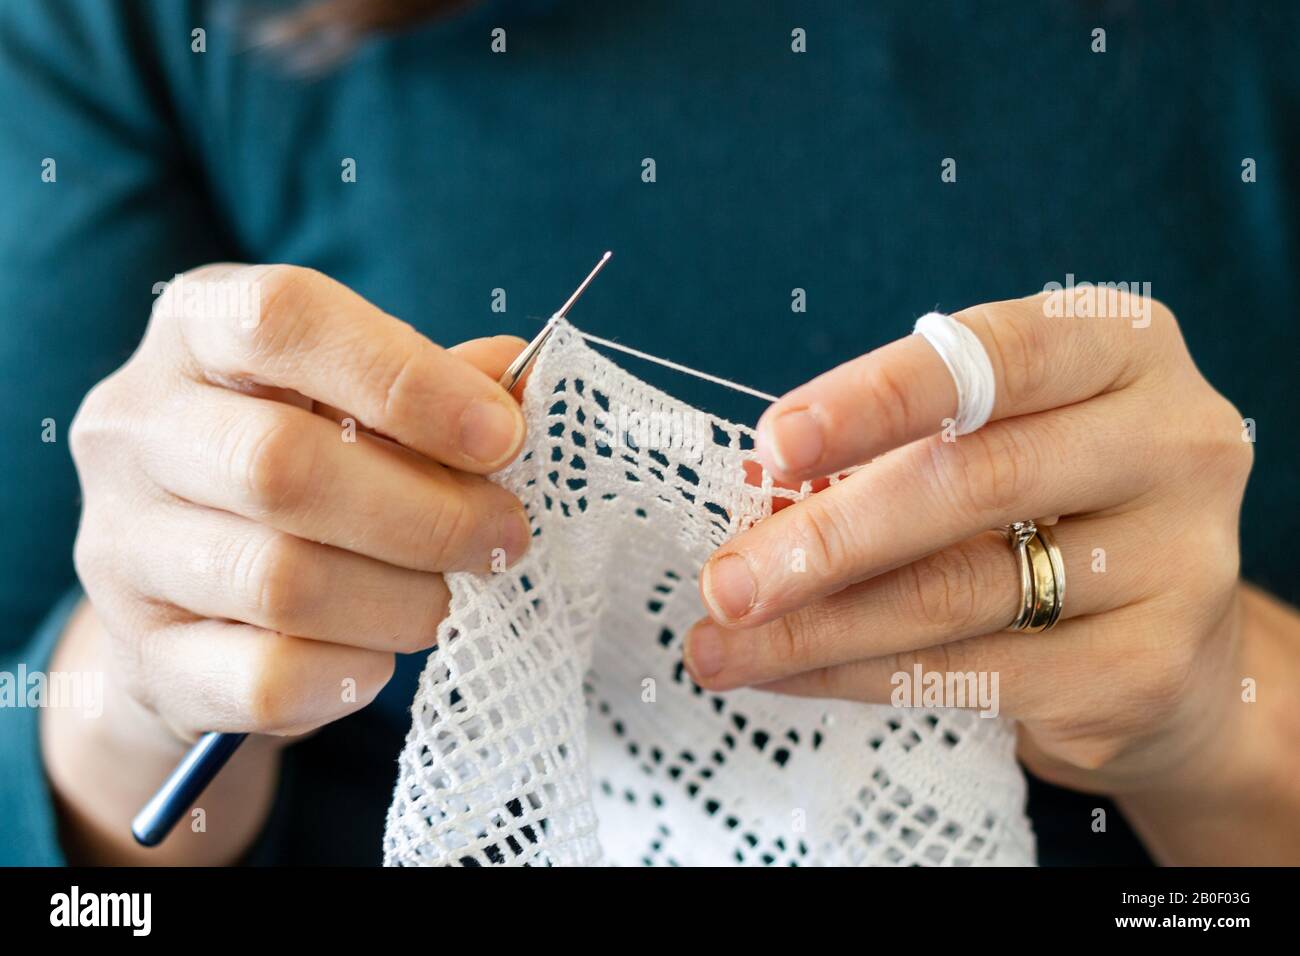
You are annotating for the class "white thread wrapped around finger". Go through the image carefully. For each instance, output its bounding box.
[913,312,997,435]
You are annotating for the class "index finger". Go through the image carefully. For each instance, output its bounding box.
[162,264,526,473]
[754,290,1168,482]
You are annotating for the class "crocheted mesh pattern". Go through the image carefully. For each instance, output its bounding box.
[383,320,1036,866]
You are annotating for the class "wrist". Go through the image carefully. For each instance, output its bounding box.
[40,598,284,864]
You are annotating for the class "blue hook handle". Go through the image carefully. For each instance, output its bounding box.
[131,732,248,847]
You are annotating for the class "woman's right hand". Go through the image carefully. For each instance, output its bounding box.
[45,264,530,862]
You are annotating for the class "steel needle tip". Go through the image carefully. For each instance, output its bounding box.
[499,251,614,392]
[553,251,613,321]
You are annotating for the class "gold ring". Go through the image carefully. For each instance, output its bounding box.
[1005,520,1065,633]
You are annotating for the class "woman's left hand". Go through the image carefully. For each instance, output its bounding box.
[686,290,1273,846]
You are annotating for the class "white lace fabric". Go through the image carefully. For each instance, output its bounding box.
[383,320,1036,866]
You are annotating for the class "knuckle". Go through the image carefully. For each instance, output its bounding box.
[859,362,917,444]
[788,498,850,572]
[1115,649,1190,729]
[362,655,397,708]
[110,627,161,714]
[244,636,307,734]
[67,390,100,464]
[231,414,314,514]
[369,343,422,425]
[415,495,478,569]
[245,639,394,736]
[897,545,982,632]
[1144,295,1177,331]
[1002,320,1051,409]
[1083,618,1199,734]
[235,531,312,633]
[348,652,398,712]
[1050,733,1128,774]
[966,305,1051,409]
[393,627,438,656]
[150,274,185,322]
[888,640,959,686]
[111,651,153,713]
[71,513,122,597]
[1179,531,1240,607]
[244,665,289,735]
[1230,428,1256,481]
[802,664,841,698]
[1168,389,1254,497]
[68,375,127,465]
[769,612,813,668]
[71,524,101,587]
[237,264,319,358]
[1125,665,1175,720]
[1208,394,1255,482]
[1147,646,1196,714]
[939,425,1037,517]
[396,577,450,653]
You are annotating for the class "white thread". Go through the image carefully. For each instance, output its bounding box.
[912,312,996,434]
[576,330,780,403]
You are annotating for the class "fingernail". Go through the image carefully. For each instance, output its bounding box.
[759,407,824,476]
[685,621,725,680]
[497,510,532,565]
[702,552,756,623]
[460,400,522,467]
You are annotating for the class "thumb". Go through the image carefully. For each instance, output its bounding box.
[449,335,530,398]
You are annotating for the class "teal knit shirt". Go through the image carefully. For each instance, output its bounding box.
[1,0,1296,864]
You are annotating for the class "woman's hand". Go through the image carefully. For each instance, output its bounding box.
[45,263,530,863]
[685,289,1299,863]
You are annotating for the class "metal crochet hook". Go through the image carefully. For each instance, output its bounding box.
[131,252,613,849]
[498,250,612,392]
